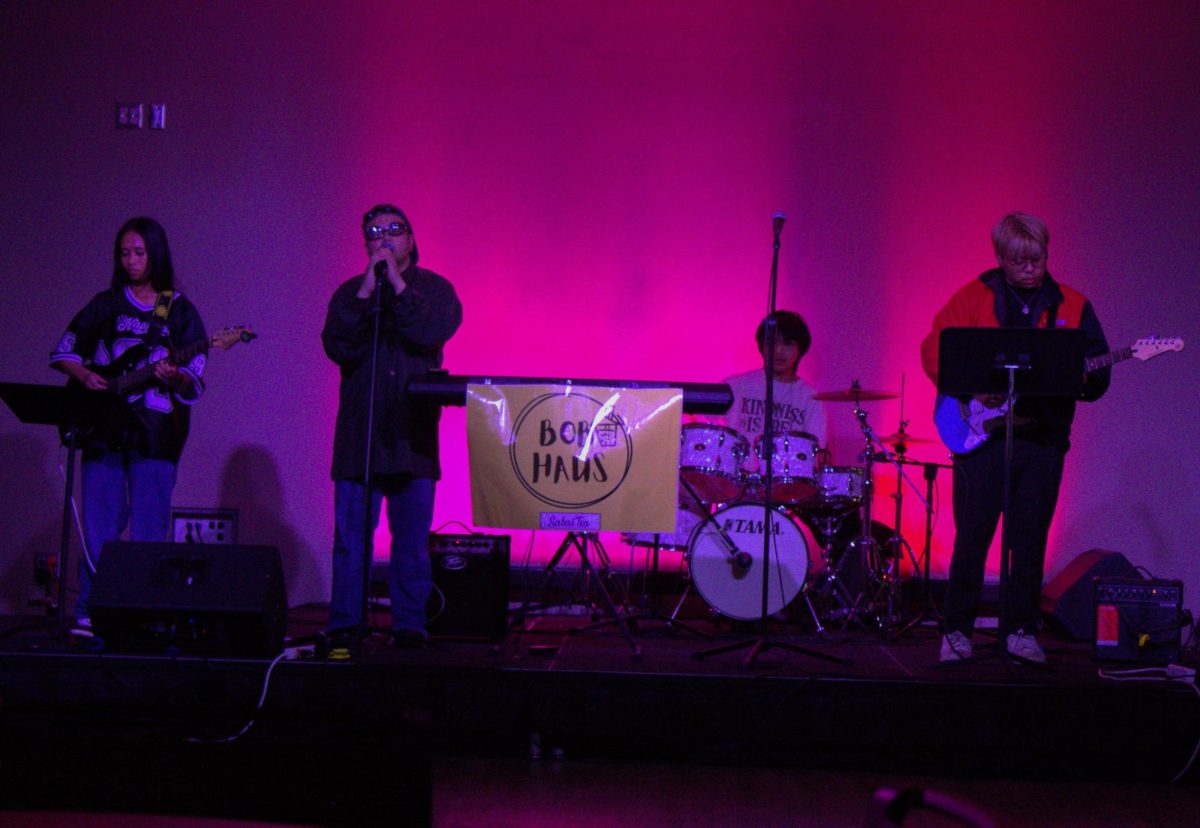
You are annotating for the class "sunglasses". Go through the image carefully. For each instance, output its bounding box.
[364,222,410,241]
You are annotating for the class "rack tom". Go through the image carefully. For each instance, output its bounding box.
[679,423,749,503]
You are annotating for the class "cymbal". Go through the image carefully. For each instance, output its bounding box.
[879,432,933,445]
[813,388,899,402]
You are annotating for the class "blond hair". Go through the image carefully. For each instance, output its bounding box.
[992,212,1049,263]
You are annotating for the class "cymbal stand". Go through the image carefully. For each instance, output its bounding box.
[896,457,951,635]
[845,402,888,628]
[878,431,929,634]
[855,413,930,631]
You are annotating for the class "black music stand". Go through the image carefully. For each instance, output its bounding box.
[936,327,1084,668]
[0,382,123,635]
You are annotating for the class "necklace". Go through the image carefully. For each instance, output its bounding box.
[1005,280,1042,315]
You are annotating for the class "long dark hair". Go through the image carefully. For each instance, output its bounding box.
[111,216,175,291]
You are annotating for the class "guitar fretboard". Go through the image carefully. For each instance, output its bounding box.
[1084,347,1133,373]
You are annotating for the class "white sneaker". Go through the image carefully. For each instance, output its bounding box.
[940,631,973,662]
[71,616,93,638]
[1007,630,1046,663]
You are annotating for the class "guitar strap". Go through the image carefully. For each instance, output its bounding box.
[149,290,176,354]
[153,290,176,321]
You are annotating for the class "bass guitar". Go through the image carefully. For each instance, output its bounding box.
[64,325,256,436]
[933,336,1183,455]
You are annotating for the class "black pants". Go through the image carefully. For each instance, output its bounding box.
[943,436,1067,637]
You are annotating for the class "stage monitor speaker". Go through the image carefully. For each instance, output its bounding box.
[1040,549,1140,641]
[427,534,510,641]
[90,542,287,657]
[1093,578,1183,665]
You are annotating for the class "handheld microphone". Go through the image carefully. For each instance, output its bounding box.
[772,212,786,236]
[734,551,754,570]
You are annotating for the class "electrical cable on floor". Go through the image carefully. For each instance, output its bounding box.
[185,651,288,744]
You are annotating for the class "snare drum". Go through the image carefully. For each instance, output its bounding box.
[748,431,819,503]
[804,466,865,511]
[686,502,813,620]
[679,424,749,503]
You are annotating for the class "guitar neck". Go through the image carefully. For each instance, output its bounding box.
[1084,346,1132,374]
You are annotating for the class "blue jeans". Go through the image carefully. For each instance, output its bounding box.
[329,477,435,633]
[76,449,177,618]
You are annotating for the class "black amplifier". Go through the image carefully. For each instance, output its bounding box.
[1092,578,1183,665]
[427,533,510,641]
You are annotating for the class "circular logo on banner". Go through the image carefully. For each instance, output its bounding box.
[510,392,633,508]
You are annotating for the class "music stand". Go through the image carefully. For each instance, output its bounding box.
[0,382,112,635]
[936,327,1085,668]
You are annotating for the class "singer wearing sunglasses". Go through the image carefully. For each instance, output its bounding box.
[321,203,463,648]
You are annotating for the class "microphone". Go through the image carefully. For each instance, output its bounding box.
[374,240,394,283]
[734,550,753,570]
[772,212,786,236]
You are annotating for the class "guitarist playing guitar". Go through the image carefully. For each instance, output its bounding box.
[49,216,208,635]
[919,213,1112,665]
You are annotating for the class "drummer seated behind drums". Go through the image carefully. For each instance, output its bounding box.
[719,310,828,462]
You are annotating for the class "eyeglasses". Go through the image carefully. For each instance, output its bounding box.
[364,222,410,241]
[1005,255,1046,270]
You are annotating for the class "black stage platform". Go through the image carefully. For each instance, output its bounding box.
[1,602,1198,825]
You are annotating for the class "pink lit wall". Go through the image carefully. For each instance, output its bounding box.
[0,2,1196,620]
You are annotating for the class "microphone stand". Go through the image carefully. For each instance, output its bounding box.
[694,214,845,669]
[350,264,388,650]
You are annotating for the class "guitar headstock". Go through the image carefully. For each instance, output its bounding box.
[211,325,258,351]
[1131,336,1184,361]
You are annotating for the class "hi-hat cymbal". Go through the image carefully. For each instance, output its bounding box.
[879,432,933,445]
[813,388,899,402]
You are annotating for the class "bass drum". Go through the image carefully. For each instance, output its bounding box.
[686,502,815,621]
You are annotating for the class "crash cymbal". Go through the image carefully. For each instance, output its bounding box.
[879,432,933,445]
[813,388,899,402]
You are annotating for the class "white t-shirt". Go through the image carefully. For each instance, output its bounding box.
[720,368,827,446]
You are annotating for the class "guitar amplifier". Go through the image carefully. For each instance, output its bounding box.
[427,534,510,641]
[1092,577,1183,665]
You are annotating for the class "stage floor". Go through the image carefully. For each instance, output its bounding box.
[1,605,1198,825]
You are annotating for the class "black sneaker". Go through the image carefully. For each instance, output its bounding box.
[393,628,429,649]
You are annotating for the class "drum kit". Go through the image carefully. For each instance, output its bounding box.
[624,381,933,632]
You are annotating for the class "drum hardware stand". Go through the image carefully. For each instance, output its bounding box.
[877,445,933,636]
[693,214,846,669]
[895,457,951,636]
[802,509,868,631]
[842,400,890,630]
[510,530,642,658]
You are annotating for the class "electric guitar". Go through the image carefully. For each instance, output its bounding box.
[64,325,256,435]
[933,336,1183,455]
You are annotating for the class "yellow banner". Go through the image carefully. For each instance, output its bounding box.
[466,384,682,532]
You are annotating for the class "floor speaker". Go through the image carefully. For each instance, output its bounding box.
[90,541,287,657]
[1093,577,1183,664]
[427,534,510,640]
[1040,549,1140,640]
